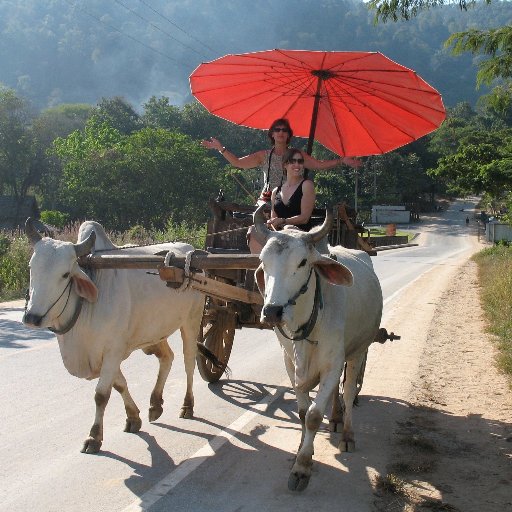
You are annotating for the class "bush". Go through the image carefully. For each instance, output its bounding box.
[0,233,31,300]
[40,210,70,228]
[0,219,207,303]
[153,218,207,248]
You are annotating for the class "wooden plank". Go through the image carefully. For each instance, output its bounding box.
[158,267,263,305]
[79,253,261,270]
[357,237,378,256]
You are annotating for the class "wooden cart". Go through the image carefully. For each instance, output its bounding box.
[188,198,380,383]
[79,198,398,388]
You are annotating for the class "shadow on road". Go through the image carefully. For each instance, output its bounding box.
[0,307,54,349]
[105,386,511,511]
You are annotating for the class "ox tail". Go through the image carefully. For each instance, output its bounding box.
[196,343,232,378]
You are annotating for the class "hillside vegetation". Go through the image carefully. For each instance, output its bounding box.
[1,0,510,109]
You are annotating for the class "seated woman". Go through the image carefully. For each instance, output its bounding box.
[248,148,315,253]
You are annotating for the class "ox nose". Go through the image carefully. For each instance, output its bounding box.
[262,305,283,324]
[23,312,43,327]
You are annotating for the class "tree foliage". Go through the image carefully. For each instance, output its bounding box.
[445,25,512,86]
[52,118,223,229]
[369,0,511,90]
[2,1,511,109]
[0,86,40,201]
[368,0,491,22]
[428,123,512,199]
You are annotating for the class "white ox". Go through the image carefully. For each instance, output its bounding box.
[252,207,383,491]
[22,218,209,454]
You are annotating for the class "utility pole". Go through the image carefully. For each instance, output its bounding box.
[354,169,359,213]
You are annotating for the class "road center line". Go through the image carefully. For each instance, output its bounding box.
[122,382,290,512]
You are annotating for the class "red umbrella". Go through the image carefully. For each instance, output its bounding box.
[190,49,446,156]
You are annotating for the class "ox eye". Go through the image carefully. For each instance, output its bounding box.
[298,259,307,268]
[63,272,70,279]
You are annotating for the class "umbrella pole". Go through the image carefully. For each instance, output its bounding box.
[306,77,323,156]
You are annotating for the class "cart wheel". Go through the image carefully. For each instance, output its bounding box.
[197,302,236,383]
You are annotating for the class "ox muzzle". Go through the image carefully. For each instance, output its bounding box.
[22,311,44,327]
[262,304,284,325]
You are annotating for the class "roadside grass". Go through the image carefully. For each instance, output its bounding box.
[0,231,31,301]
[0,221,207,302]
[472,245,512,383]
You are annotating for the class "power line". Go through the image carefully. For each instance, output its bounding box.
[136,0,218,57]
[113,0,208,59]
[63,0,179,63]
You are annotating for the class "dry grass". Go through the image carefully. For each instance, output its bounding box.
[376,473,410,496]
[473,245,512,383]
[0,219,207,301]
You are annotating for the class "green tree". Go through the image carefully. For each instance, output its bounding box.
[32,103,93,210]
[142,96,182,131]
[0,86,41,222]
[428,129,512,201]
[368,0,512,109]
[91,96,143,135]
[53,118,223,229]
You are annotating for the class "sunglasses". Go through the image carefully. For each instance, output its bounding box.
[287,157,304,164]
[273,127,289,132]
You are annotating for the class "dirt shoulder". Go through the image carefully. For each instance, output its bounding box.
[374,259,512,511]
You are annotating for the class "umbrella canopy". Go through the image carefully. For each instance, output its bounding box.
[190,49,446,157]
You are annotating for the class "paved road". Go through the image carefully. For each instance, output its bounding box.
[0,198,479,512]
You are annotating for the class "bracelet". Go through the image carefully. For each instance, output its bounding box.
[219,147,227,154]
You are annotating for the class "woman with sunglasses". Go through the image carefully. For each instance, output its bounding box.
[267,148,315,232]
[202,118,359,201]
[247,148,316,253]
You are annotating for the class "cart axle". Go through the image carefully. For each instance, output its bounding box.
[374,328,401,344]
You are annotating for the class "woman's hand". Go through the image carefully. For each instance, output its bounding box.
[201,137,223,152]
[267,217,286,229]
[341,156,362,169]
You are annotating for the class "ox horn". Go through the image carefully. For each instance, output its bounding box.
[25,217,43,245]
[308,208,333,244]
[74,231,96,257]
[252,203,272,246]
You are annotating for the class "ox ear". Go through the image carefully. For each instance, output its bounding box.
[313,256,353,287]
[71,266,99,303]
[255,264,266,296]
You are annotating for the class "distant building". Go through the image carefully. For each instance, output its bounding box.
[0,196,39,229]
[485,221,512,244]
[371,205,411,224]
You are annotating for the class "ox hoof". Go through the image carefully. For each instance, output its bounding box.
[81,438,102,454]
[124,417,142,433]
[288,472,311,492]
[339,440,355,452]
[149,406,163,422]
[328,421,343,433]
[179,406,194,419]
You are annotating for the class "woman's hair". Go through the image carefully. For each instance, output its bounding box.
[267,118,293,145]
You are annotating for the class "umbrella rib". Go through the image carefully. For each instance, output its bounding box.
[327,76,444,123]
[330,82,420,143]
[327,70,444,108]
[324,82,383,155]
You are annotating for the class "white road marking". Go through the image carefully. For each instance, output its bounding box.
[121,382,290,512]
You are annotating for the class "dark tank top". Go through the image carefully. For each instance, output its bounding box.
[274,180,313,231]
